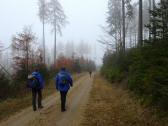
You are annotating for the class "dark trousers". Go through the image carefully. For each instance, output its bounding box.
[32,88,42,110]
[60,91,68,111]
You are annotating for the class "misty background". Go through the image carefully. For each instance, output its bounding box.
[0,0,108,66]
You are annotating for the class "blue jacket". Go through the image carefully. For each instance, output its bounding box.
[55,70,73,92]
[32,71,44,89]
[27,78,41,89]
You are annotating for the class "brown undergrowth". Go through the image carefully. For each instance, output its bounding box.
[81,74,168,126]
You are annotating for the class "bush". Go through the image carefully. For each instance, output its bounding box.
[101,53,129,82]
[0,72,11,100]
[101,40,168,111]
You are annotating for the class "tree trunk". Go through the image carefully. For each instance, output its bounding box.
[26,40,29,80]
[43,17,45,64]
[149,0,152,40]
[135,32,137,47]
[122,0,126,52]
[152,0,157,40]
[115,33,118,52]
[54,19,57,64]
[129,29,132,48]
[138,0,143,47]
[161,0,166,39]
[152,0,156,10]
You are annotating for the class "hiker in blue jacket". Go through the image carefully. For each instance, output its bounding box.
[28,69,44,111]
[55,67,73,112]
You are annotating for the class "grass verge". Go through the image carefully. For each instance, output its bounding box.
[81,74,168,126]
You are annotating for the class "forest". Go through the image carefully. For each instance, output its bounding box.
[0,0,95,101]
[101,0,168,114]
[0,0,168,125]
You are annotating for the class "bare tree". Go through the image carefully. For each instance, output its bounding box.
[12,27,36,79]
[105,0,122,52]
[101,0,133,53]
[38,0,49,64]
[47,0,67,64]
[122,0,126,52]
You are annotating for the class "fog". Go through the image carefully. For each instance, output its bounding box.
[0,0,108,65]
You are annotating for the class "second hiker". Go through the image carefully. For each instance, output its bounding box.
[55,67,73,112]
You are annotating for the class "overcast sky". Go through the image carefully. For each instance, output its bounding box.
[0,0,108,65]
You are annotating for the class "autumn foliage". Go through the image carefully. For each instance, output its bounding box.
[54,55,96,73]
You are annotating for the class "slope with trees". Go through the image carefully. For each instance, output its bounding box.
[101,0,168,115]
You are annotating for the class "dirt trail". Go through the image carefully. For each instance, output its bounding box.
[0,74,93,126]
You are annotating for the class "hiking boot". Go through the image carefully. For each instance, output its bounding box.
[33,108,37,111]
[38,106,44,109]
[61,109,66,112]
